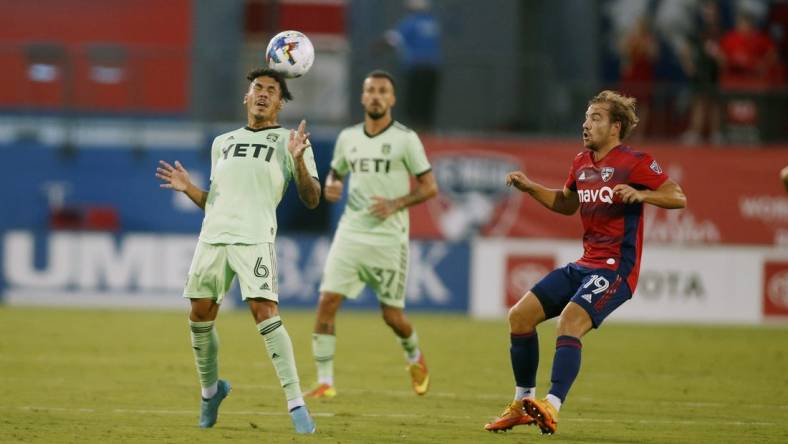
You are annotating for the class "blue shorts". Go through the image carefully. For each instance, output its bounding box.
[531,263,632,328]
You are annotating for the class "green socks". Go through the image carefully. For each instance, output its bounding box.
[189,320,219,397]
[400,331,421,363]
[257,316,303,406]
[312,333,336,385]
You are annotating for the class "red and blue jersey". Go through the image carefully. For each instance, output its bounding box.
[564,145,668,293]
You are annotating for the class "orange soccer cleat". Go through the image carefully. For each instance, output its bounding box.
[521,397,559,435]
[408,353,430,395]
[305,383,337,399]
[484,398,536,432]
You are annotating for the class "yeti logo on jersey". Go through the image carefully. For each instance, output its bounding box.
[601,167,614,182]
[650,160,663,174]
[254,257,270,278]
[222,144,233,159]
[381,143,391,155]
[577,186,614,204]
[349,158,391,173]
[267,133,279,143]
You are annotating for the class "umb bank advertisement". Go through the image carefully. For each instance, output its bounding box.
[0,230,470,312]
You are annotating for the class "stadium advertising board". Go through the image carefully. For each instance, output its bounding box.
[472,238,783,323]
[0,231,470,311]
[763,261,788,317]
[412,137,788,246]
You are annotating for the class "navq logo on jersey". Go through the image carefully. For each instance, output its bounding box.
[428,152,522,240]
[577,186,614,204]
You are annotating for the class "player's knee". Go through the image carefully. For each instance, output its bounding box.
[556,308,592,337]
[381,310,397,327]
[318,293,342,310]
[508,303,537,332]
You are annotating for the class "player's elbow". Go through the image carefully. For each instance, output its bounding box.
[673,193,687,209]
[426,182,439,200]
[668,187,687,209]
[304,191,321,209]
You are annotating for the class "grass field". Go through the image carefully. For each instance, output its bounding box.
[1,306,787,443]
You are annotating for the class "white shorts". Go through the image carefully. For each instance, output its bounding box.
[183,242,278,303]
[319,235,409,308]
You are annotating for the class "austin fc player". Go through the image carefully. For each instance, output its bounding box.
[484,90,687,435]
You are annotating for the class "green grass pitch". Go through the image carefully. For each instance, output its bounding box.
[1,306,787,443]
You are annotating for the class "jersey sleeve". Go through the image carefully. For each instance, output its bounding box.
[330,131,350,176]
[629,154,668,190]
[403,132,432,176]
[564,159,578,191]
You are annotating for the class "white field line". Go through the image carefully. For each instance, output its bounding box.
[234,383,788,410]
[2,405,779,427]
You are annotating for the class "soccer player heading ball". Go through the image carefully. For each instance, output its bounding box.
[156,68,320,434]
[485,90,686,435]
[305,70,439,399]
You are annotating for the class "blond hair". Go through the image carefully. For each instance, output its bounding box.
[589,90,639,140]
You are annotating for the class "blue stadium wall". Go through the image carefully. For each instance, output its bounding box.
[0,137,470,312]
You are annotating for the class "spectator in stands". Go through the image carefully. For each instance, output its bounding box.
[383,0,442,131]
[680,0,724,146]
[719,9,780,91]
[619,16,659,140]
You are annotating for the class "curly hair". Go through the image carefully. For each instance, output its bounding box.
[589,90,639,140]
[246,68,293,102]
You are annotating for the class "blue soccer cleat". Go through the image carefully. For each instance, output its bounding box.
[199,379,231,428]
[289,405,316,434]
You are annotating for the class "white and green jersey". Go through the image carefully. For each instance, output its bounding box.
[198,126,319,245]
[331,120,431,243]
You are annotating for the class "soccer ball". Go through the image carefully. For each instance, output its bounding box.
[265,30,314,78]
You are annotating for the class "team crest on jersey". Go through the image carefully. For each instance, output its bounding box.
[381,143,391,155]
[650,160,662,174]
[267,133,279,143]
[427,152,522,240]
[600,167,615,182]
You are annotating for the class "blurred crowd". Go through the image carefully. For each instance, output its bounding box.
[604,0,786,145]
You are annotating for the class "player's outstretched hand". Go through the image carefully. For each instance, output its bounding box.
[369,196,400,219]
[613,184,644,204]
[288,119,311,160]
[324,175,344,202]
[156,160,191,192]
[505,171,533,192]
